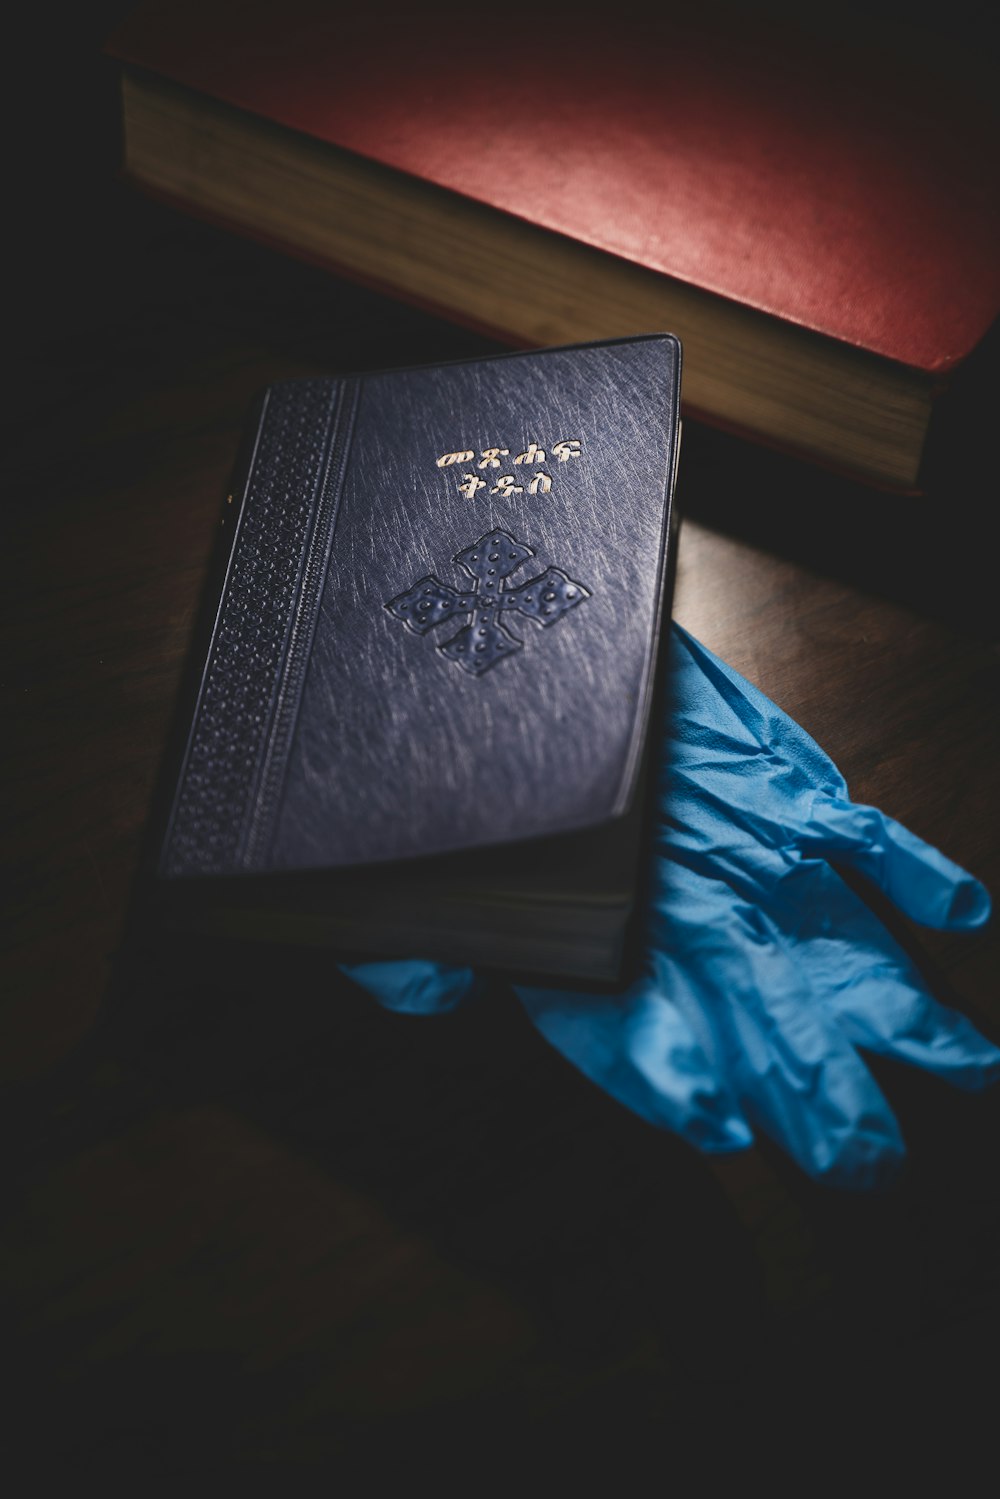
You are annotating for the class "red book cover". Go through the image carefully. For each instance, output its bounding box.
[107,0,1000,379]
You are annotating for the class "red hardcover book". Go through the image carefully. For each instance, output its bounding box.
[107,0,1000,490]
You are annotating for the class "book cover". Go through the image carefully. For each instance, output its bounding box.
[152,335,682,981]
[107,1,1000,490]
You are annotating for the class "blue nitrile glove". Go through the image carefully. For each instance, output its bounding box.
[342,624,999,1188]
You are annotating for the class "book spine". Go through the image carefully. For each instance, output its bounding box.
[161,376,360,877]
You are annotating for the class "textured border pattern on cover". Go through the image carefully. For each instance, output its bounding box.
[161,376,359,876]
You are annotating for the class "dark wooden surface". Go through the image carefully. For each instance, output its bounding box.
[3,9,1000,1473]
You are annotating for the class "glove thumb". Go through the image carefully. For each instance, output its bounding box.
[339,959,478,1014]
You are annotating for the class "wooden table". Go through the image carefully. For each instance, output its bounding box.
[4,18,999,1472]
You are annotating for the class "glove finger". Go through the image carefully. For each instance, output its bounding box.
[767,863,1000,1089]
[668,626,990,932]
[339,959,477,1014]
[650,868,907,1188]
[514,980,752,1155]
[799,793,990,931]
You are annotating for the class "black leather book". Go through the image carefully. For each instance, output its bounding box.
[152,335,682,981]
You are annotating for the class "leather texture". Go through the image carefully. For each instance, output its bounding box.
[161,335,682,878]
[108,0,1000,373]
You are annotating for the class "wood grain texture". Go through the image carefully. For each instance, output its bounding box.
[3,16,999,1471]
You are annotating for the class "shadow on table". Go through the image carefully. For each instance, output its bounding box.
[6,926,999,1467]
